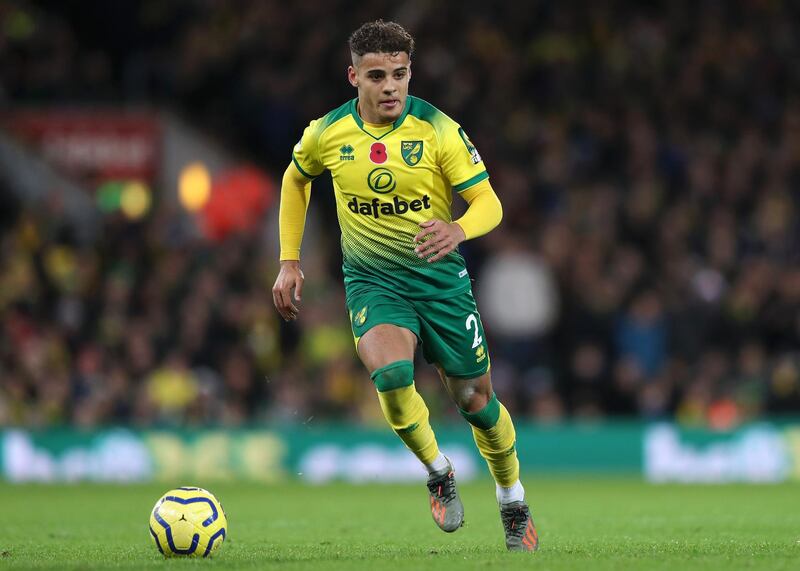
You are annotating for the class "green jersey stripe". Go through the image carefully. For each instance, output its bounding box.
[453,170,489,192]
[292,154,321,179]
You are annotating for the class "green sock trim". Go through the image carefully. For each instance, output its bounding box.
[370,360,414,392]
[459,393,501,430]
[395,422,419,434]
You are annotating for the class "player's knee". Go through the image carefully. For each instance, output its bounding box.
[448,376,492,412]
[370,360,414,393]
[458,390,490,413]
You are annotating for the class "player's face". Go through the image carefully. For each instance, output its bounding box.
[348,51,411,125]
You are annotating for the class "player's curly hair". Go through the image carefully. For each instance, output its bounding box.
[349,20,414,59]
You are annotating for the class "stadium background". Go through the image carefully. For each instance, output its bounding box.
[0,0,799,486]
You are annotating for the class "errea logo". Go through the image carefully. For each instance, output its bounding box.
[340,144,355,161]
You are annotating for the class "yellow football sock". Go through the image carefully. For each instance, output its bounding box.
[372,360,440,466]
[461,394,519,487]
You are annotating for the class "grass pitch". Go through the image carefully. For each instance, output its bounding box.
[0,477,797,570]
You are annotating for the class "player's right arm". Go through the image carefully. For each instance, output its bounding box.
[272,162,311,321]
[272,119,324,321]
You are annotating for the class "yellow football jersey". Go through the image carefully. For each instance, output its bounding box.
[292,96,489,299]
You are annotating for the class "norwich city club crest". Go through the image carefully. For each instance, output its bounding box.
[401,141,424,166]
[354,306,368,326]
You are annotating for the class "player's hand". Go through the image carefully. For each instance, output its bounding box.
[272,260,304,321]
[413,219,466,263]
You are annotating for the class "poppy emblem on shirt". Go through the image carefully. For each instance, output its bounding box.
[370,142,388,164]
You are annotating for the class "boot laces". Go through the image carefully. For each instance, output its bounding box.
[501,505,529,538]
[427,471,457,503]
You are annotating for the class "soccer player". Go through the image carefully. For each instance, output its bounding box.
[272,20,538,552]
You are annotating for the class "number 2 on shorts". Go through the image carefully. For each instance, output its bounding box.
[465,313,483,349]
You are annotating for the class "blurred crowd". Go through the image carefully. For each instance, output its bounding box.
[1,0,799,428]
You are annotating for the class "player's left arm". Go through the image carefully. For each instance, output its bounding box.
[413,179,502,263]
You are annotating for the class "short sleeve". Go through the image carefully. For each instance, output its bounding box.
[438,121,489,192]
[291,120,325,179]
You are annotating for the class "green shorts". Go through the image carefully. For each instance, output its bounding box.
[346,285,490,379]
